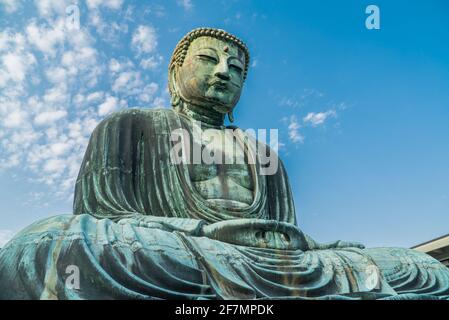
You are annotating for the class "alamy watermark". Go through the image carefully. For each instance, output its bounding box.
[365,5,381,30]
[65,4,80,31]
[169,120,279,176]
[65,264,80,290]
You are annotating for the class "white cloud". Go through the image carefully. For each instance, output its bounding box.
[86,0,124,10]
[279,89,324,108]
[86,91,104,103]
[177,0,193,11]
[140,55,163,70]
[0,5,166,205]
[112,70,142,93]
[109,58,122,73]
[110,68,161,105]
[251,58,258,68]
[0,229,15,247]
[269,139,285,153]
[62,46,98,77]
[0,0,21,13]
[26,20,65,57]
[285,115,304,144]
[43,158,66,173]
[132,25,158,54]
[3,110,27,128]
[88,8,128,43]
[34,110,68,126]
[112,71,134,91]
[49,142,71,157]
[2,52,36,82]
[43,85,68,104]
[278,89,345,147]
[303,110,336,127]
[0,31,36,87]
[45,67,67,83]
[109,58,134,74]
[0,35,80,198]
[73,94,85,106]
[33,0,71,18]
[279,97,302,108]
[98,96,118,116]
[152,96,167,108]
[138,83,159,103]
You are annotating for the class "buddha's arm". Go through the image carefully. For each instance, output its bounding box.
[199,219,365,250]
[116,216,364,250]
[117,215,206,236]
[303,234,365,250]
[116,216,301,249]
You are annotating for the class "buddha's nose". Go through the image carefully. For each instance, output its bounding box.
[214,63,230,81]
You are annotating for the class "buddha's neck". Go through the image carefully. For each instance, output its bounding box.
[180,103,225,127]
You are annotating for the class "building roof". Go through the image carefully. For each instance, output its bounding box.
[412,234,449,253]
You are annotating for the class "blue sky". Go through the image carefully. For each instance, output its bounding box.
[0,0,448,248]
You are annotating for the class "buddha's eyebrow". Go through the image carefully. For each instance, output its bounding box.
[196,46,244,64]
[196,47,219,54]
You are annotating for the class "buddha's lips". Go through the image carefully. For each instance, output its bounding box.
[209,80,229,90]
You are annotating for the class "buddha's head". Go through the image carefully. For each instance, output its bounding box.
[168,28,250,120]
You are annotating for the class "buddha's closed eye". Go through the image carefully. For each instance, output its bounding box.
[230,64,243,74]
[197,54,218,63]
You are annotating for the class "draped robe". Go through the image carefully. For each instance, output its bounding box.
[1,108,448,300]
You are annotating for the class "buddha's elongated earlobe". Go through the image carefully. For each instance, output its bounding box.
[228,111,234,123]
[170,93,180,107]
[169,67,182,111]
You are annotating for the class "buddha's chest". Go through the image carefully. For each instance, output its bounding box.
[187,128,255,207]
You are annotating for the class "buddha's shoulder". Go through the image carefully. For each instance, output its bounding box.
[103,107,176,122]
[95,108,179,130]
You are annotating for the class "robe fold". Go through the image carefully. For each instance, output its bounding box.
[1,108,449,300]
[73,108,294,224]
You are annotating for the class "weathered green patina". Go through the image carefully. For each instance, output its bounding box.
[1,28,448,300]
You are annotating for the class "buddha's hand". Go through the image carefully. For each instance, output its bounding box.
[199,219,309,250]
[117,215,205,236]
[330,240,365,249]
[117,217,171,231]
[309,239,365,250]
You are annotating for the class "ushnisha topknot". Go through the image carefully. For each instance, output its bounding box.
[168,27,250,83]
